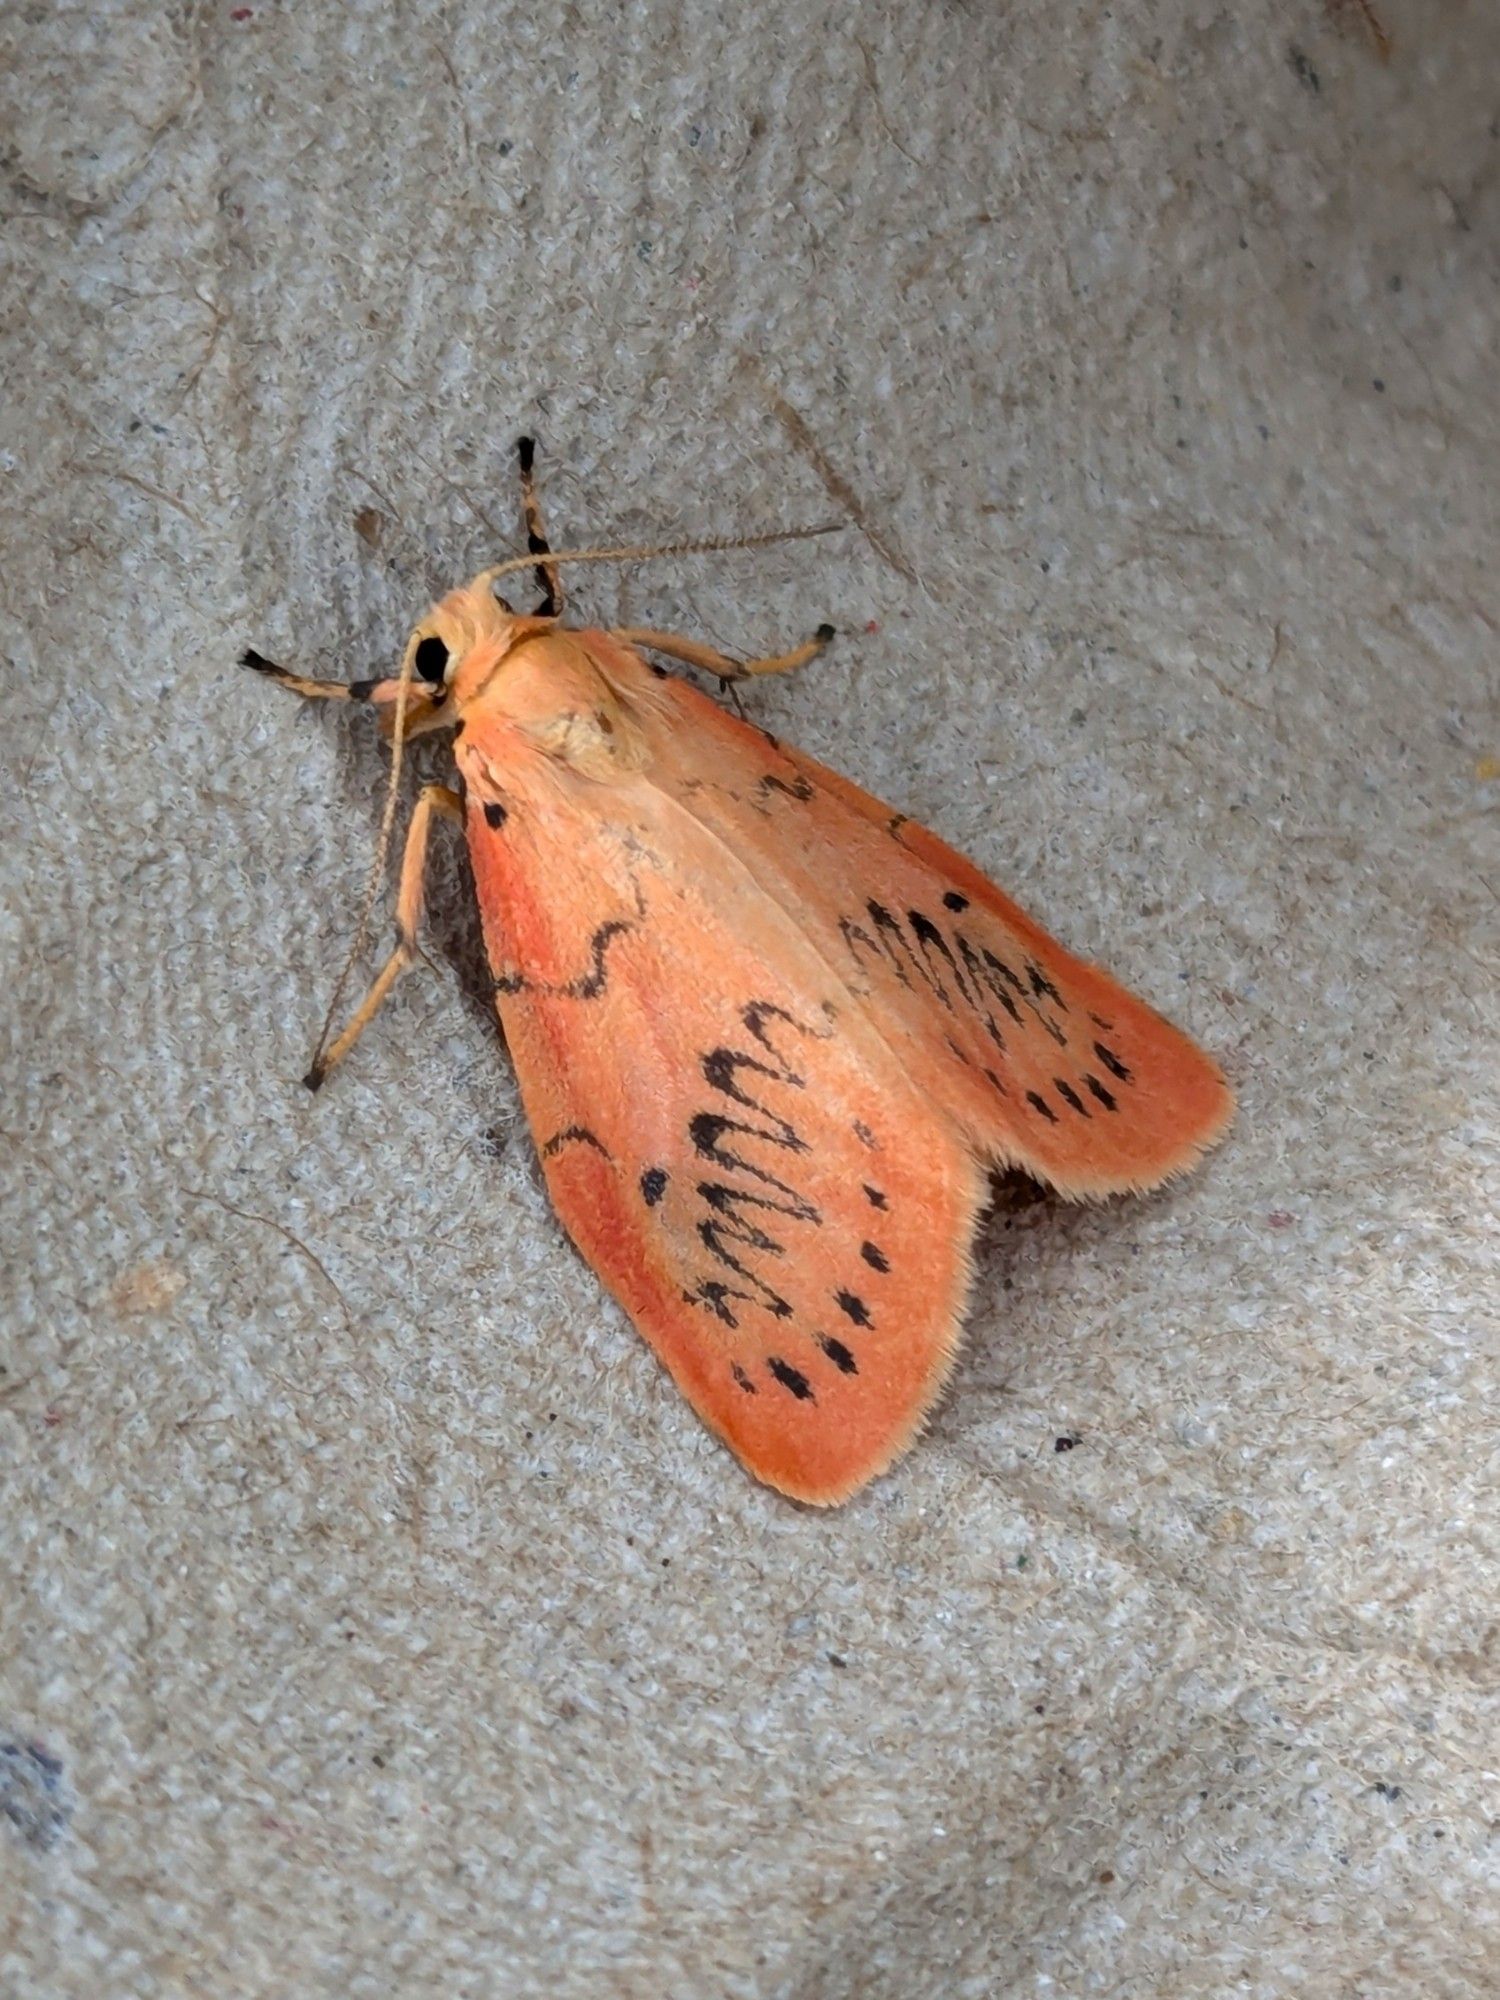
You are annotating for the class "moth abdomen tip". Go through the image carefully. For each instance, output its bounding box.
[302,1065,326,1094]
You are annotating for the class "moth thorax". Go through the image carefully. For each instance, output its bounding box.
[489,634,654,780]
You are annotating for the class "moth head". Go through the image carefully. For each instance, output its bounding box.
[402,579,518,692]
[376,580,542,738]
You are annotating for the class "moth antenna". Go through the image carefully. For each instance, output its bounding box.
[306,640,419,1086]
[475,521,845,591]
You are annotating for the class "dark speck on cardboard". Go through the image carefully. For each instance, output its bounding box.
[478,1123,510,1161]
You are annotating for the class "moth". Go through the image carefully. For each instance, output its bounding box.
[245,440,1232,1504]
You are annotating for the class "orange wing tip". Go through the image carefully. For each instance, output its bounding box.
[727,1157,989,1508]
[958,1027,1236,1204]
[1031,1067,1237,1204]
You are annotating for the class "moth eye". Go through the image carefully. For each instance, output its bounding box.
[414,635,450,684]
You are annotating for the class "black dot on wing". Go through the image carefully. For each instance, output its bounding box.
[853,1121,879,1150]
[1026,1090,1059,1124]
[732,1364,757,1395]
[817,1334,859,1375]
[835,1289,873,1327]
[1054,1078,1089,1117]
[483,800,507,829]
[860,1241,890,1273]
[1084,1073,1118,1112]
[1094,1041,1133,1081]
[768,1357,814,1400]
[863,1184,888,1209]
[943,891,969,911]
[640,1167,669,1206]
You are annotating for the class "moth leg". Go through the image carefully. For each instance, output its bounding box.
[516,434,563,619]
[241,649,383,704]
[307,784,464,1091]
[610,623,835,681]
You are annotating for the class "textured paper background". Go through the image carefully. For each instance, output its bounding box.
[3,1,1497,1993]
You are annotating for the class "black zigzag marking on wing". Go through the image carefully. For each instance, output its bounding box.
[541,1125,613,1160]
[494,883,648,999]
[682,1002,830,1331]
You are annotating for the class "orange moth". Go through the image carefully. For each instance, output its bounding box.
[245,440,1232,1505]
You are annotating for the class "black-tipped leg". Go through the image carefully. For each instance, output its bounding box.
[516,434,563,618]
[241,648,372,702]
[303,784,464,1089]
